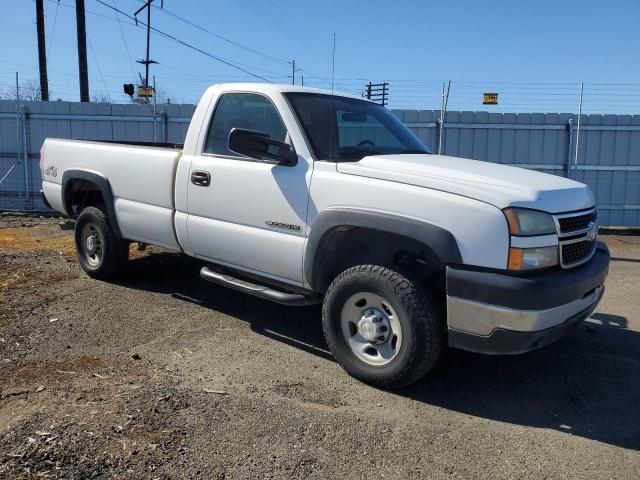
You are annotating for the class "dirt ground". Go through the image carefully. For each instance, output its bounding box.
[1,214,639,479]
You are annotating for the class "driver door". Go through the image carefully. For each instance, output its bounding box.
[185,92,312,284]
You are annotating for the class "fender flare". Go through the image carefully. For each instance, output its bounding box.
[61,169,123,238]
[303,208,462,290]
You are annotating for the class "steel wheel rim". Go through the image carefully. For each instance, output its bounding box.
[80,222,103,268]
[340,292,402,366]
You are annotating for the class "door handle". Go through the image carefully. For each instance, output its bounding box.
[191,170,211,186]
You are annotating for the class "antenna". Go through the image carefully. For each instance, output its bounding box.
[331,33,336,94]
[329,33,336,162]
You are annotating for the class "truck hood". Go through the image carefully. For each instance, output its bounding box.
[336,154,594,213]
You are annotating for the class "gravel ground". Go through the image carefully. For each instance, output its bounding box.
[1,214,639,479]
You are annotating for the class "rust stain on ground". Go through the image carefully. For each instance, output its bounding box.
[0,225,75,255]
[0,224,156,258]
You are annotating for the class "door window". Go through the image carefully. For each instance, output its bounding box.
[204,93,287,156]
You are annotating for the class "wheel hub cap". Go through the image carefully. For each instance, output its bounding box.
[340,293,402,366]
[85,235,96,253]
[80,223,102,268]
[357,309,390,344]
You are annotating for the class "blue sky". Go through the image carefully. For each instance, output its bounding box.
[0,0,638,113]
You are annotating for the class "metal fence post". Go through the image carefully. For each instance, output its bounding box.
[437,81,451,155]
[574,82,584,168]
[161,110,168,143]
[15,102,22,198]
[19,105,30,201]
[152,76,157,143]
[566,118,574,179]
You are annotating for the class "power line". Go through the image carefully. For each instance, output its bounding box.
[87,33,110,99]
[46,0,61,61]
[112,0,136,83]
[43,0,137,25]
[38,0,284,78]
[141,1,290,66]
[94,0,274,82]
[34,2,281,81]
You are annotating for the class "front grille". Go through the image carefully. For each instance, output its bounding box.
[554,208,598,268]
[558,210,597,234]
[561,239,596,266]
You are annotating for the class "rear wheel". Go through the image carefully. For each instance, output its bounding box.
[322,265,443,388]
[74,206,129,279]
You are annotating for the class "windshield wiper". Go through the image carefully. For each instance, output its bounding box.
[337,147,385,158]
[369,149,430,156]
[393,149,430,155]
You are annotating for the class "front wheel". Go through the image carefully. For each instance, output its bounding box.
[322,265,443,389]
[74,206,129,280]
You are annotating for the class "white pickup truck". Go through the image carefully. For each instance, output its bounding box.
[41,83,609,388]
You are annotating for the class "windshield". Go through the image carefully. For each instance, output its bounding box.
[285,92,430,161]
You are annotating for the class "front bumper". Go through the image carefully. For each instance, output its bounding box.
[446,242,610,354]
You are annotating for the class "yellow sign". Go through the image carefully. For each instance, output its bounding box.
[483,93,498,105]
[138,86,154,97]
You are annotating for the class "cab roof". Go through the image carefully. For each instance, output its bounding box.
[206,82,372,102]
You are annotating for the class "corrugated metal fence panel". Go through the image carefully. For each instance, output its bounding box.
[570,113,640,227]
[0,101,28,210]
[395,109,640,226]
[0,100,194,212]
[165,104,196,144]
[1,100,638,226]
[412,111,574,169]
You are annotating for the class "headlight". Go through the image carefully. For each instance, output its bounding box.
[508,246,558,271]
[503,208,556,236]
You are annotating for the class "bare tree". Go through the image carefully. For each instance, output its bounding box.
[91,91,112,103]
[9,80,51,101]
[154,87,170,105]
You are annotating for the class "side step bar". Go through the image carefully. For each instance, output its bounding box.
[200,266,321,306]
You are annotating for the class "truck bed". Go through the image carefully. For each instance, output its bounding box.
[101,140,184,149]
[42,138,183,250]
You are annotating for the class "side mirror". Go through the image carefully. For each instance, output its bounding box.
[228,128,297,166]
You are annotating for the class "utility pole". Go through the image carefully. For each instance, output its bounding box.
[35,0,49,101]
[135,0,160,103]
[288,60,301,85]
[75,0,89,102]
[365,82,389,106]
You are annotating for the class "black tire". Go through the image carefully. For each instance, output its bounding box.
[74,206,129,280]
[322,265,443,389]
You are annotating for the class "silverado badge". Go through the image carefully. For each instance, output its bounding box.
[265,220,301,231]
